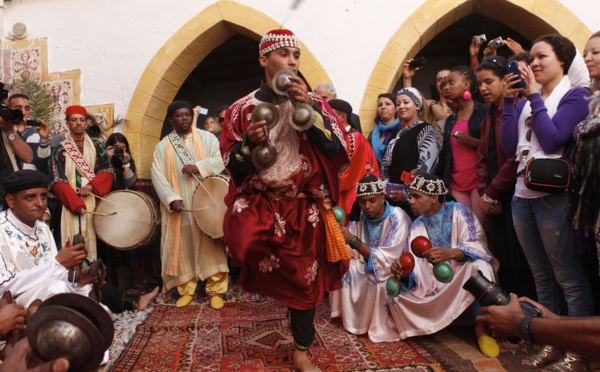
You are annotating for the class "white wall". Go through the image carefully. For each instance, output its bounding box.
[2,0,600,118]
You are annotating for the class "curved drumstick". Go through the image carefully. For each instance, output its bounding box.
[86,211,117,216]
[190,173,217,206]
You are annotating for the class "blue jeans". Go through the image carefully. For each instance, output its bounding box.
[512,193,592,316]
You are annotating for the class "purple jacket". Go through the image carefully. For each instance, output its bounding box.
[500,88,590,162]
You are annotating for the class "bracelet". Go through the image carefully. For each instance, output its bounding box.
[350,236,362,250]
[482,194,497,204]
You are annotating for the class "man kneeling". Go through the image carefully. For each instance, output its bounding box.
[330,174,411,342]
[389,173,500,357]
[0,170,94,306]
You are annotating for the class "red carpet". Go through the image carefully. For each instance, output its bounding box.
[109,298,446,371]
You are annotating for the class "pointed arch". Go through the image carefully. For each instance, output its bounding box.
[358,0,592,132]
[125,1,332,178]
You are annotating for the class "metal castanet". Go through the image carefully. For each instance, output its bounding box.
[247,103,279,170]
[273,68,316,131]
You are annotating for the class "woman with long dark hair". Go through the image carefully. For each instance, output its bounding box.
[501,34,592,370]
[475,57,536,303]
[105,133,136,190]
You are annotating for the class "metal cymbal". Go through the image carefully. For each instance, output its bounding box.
[27,306,105,372]
[272,68,297,95]
[251,103,279,130]
[39,293,114,351]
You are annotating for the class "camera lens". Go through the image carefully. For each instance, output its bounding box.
[86,125,101,138]
[463,270,510,307]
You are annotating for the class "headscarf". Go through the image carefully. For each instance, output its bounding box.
[396,87,423,110]
[370,118,400,163]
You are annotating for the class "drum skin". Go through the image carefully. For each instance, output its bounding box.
[192,175,229,239]
[94,190,159,250]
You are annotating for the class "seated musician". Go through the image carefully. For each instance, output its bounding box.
[329,174,411,342]
[0,170,96,307]
[388,173,499,357]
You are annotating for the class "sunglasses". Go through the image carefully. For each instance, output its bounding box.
[521,115,532,158]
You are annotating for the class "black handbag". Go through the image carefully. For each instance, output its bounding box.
[524,158,571,193]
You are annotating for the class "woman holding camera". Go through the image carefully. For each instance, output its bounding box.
[501,34,592,371]
[105,133,136,190]
[475,57,536,303]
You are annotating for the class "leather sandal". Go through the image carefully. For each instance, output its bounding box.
[522,345,562,369]
[541,352,589,372]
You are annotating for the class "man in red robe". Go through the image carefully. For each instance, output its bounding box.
[220,29,349,371]
[50,105,112,260]
[328,99,380,225]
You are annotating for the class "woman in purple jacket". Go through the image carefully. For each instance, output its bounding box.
[501,34,592,371]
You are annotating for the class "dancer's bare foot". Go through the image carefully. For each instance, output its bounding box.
[293,349,320,372]
[137,286,159,311]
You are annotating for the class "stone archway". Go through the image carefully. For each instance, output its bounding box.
[358,0,592,133]
[125,1,333,179]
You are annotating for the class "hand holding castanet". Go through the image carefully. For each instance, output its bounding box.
[410,236,431,258]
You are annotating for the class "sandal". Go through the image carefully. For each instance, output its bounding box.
[522,345,563,369]
[540,352,588,372]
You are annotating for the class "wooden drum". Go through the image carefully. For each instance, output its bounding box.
[192,175,229,239]
[94,190,159,250]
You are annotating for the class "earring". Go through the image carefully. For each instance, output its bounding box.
[462,91,472,101]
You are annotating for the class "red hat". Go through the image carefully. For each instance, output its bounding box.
[65,105,88,118]
[259,29,300,57]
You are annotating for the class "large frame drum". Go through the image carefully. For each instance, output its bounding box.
[192,175,229,239]
[94,190,159,250]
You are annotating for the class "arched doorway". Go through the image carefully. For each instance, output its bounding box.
[125,1,333,179]
[358,0,592,133]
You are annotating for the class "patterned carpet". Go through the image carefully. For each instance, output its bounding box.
[108,297,446,371]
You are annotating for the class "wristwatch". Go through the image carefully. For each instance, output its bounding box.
[7,132,17,141]
[518,314,536,343]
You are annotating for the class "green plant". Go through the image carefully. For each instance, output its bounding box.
[12,77,53,123]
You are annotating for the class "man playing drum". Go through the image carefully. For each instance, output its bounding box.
[49,106,113,260]
[220,29,349,372]
[151,100,228,309]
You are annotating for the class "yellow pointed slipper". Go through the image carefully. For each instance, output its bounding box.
[176,295,193,308]
[209,296,225,310]
[478,335,500,358]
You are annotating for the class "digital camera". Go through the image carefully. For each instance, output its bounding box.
[488,37,505,51]
[474,34,487,46]
[463,270,542,317]
[113,145,125,158]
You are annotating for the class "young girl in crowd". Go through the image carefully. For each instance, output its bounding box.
[475,57,536,304]
[438,65,489,223]
[501,34,592,371]
[369,93,399,166]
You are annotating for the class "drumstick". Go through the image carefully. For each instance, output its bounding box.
[90,192,128,208]
[180,207,209,212]
[86,211,118,216]
[190,173,218,205]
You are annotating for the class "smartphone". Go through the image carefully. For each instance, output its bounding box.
[409,57,427,69]
[199,107,208,115]
[506,60,525,89]
[400,170,415,184]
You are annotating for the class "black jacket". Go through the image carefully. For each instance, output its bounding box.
[437,101,489,186]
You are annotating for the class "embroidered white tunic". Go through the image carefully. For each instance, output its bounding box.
[0,210,90,306]
[329,204,411,342]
